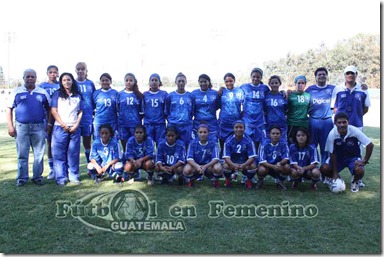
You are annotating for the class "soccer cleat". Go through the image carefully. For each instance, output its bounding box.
[134,170,142,181]
[255,179,264,189]
[47,171,55,180]
[291,181,299,189]
[169,174,176,182]
[114,175,122,183]
[178,176,184,185]
[147,178,153,186]
[350,181,359,193]
[246,179,252,189]
[95,177,103,184]
[241,175,247,184]
[224,178,231,187]
[196,174,204,181]
[275,179,287,191]
[323,177,332,186]
[358,180,365,188]
[187,179,194,187]
[231,171,238,181]
[16,180,26,187]
[251,177,257,184]
[56,181,67,187]
[213,180,219,188]
[311,183,318,192]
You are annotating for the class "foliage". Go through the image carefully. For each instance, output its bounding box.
[263,33,380,88]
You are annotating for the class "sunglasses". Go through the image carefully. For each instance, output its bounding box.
[345,72,355,75]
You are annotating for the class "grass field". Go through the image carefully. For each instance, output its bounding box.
[0,123,381,254]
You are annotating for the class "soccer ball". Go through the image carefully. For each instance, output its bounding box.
[329,178,346,193]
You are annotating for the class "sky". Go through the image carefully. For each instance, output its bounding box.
[0,0,380,87]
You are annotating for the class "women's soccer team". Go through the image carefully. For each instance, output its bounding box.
[39,63,348,191]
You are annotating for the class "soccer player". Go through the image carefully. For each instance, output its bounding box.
[39,65,60,180]
[305,67,335,164]
[332,65,371,130]
[155,126,186,184]
[165,72,194,147]
[87,124,123,184]
[123,124,155,185]
[289,128,320,191]
[143,73,168,146]
[264,75,288,143]
[183,124,222,187]
[222,120,258,189]
[218,72,244,152]
[191,74,220,142]
[240,67,270,150]
[92,73,118,140]
[51,73,83,186]
[287,75,310,145]
[75,62,96,164]
[256,126,291,190]
[320,112,373,193]
[117,73,144,152]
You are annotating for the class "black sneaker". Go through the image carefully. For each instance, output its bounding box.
[16,180,26,187]
[275,179,287,190]
[33,180,45,186]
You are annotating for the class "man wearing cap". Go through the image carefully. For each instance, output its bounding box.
[332,65,371,131]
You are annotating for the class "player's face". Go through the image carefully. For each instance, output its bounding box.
[125,76,135,91]
[295,79,306,93]
[197,127,209,142]
[135,128,145,143]
[224,76,235,90]
[344,71,356,84]
[47,68,58,83]
[270,128,281,143]
[61,75,73,91]
[166,131,177,145]
[149,77,160,92]
[198,78,210,91]
[234,123,245,137]
[75,65,87,81]
[176,76,186,91]
[296,130,307,145]
[100,76,111,89]
[251,72,262,85]
[100,128,111,144]
[335,118,349,136]
[315,71,327,85]
[269,78,281,92]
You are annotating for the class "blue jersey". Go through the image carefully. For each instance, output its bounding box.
[305,84,335,119]
[333,84,370,128]
[223,134,257,164]
[325,125,372,161]
[165,91,194,125]
[77,79,96,125]
[191,88,219,129]
[39,81,59,97]
[117,90,144,127]
[289,144,319,168]
[259,141,289,165]
[124,136,155,160]
[264,92,287,129]
[218,87,244,125]
[240,83,270,127]
[90,137,121,166]
[156,139,186,166]
[93,88,118,125]
[187,139,220,165]
[143,90,168,125]
[8,85,50,123]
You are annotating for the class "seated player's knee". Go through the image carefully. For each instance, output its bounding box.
[257,165,268,176]
[311,168,321,179]
[320,163,332,176]
[143,160,155,170]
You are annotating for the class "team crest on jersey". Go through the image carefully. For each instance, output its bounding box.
[355,94,361,101]
[326,89,333,95]
[347,140,355,147]
[35,95,43,102]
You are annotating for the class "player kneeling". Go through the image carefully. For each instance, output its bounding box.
[222,120,257,189]
[122,124,156,185]
[183,124,222,187]
[87,124,123,184]
[289,128,321,191]
[256,126,290,190]
[155,126,186,185]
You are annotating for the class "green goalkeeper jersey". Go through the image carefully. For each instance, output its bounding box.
[287,91,310,127]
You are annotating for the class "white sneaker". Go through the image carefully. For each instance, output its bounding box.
[251,177,257,184]
[350,181,359,193]
[47,171,55,180]
[358,179,365,188]
[241,175,247,184]
[323,177,332,185]
[231,171,238,181]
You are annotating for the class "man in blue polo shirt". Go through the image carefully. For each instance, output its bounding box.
[6,69,50,187]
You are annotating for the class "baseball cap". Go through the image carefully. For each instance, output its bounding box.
[344,65,358,74]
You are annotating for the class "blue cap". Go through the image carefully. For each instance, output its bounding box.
[294,75,307,84]
[149,73,161,82]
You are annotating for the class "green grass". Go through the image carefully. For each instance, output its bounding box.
[0,123,381,254]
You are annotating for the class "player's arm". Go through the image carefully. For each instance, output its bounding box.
[362,142,374,165]
[363,107,369,115]
[6,107,15,137]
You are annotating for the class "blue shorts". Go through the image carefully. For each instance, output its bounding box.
[337,157,363,175]
[118,126,136,141]
[146,124,166,145]
[245,125,266,145]
[79,124,93,137]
